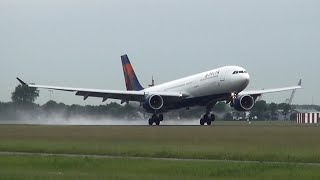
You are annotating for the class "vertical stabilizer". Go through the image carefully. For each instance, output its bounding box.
[121,54,144,91]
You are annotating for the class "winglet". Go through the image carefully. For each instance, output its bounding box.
[16,77,28,86]
[298,79,302,87]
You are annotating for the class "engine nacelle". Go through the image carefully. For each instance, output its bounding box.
[233,95,255,111]
[143,95,164,112]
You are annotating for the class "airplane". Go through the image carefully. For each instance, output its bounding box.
[17,54,302,125]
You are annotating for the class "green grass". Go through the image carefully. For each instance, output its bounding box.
[0,155,320,180]
[0,124,320,163]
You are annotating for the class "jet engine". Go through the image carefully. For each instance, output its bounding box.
[143,95,164,112]
[233,95,255,111]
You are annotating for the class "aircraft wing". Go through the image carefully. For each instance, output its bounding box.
[239,79,302,98]
[16,78,185,103]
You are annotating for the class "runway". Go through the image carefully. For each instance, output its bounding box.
[1,151,319,166]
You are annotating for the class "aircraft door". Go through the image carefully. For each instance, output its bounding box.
[219,71,225,84]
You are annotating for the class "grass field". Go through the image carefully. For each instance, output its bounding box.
[0,124,320,163]
[0,123,320,179]
[1,155,320,180]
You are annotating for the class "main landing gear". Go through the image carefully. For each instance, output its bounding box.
[200,113,215,126]
[148,114,164,126]
[200,103,216,126]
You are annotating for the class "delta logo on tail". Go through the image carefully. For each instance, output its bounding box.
[121,55,144,91]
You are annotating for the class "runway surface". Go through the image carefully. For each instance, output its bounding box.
[1,151,319,166]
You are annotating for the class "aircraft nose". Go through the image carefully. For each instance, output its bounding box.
[242,73,250,86]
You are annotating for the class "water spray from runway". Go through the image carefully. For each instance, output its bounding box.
[22,118,199,125]
[3,118,200,126]
[0,111,200,125]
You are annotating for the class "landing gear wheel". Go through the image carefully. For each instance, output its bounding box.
[203,114,209,120]
[155,120,160,125]
[210,114,215,122]
[204,114,210,125]
[159,114,164,121]
[230,101,234,107]
[148,118,154,125]
[200,118,205,125]
[149,114,163,126]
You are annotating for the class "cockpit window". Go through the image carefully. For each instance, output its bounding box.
[233,70,247,74]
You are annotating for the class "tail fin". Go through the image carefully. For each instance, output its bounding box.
[121,54,144,91]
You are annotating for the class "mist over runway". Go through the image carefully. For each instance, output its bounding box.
[0,118,304,127]
[0,118,200,126]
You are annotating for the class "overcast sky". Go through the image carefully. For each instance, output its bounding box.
[0,0,319,106]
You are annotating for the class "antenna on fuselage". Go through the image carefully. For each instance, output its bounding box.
[149,76,155,87]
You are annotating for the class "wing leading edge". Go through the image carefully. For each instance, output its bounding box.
[16,78,185,103]
[239,79,302,98]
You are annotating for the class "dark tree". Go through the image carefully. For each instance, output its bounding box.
[269,103,278,120]
[251,100,268,120]
[106,102,123,117]
[11,85,39,104]
[278,103,291,120]
[290,113,297,121]
[43,100,59,111]
[179,107,204,119]
[224,112,234,121]
[122,103,140,119]
[213,102,227,113]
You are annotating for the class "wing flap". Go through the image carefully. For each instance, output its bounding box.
[75,90,145,102]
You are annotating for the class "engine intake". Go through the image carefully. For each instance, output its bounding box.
[233,95,255,111]
[143,95,164,112]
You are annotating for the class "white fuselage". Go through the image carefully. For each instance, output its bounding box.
[144,66,250,99]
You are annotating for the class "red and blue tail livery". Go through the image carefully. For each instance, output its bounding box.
[121,54,144,91]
